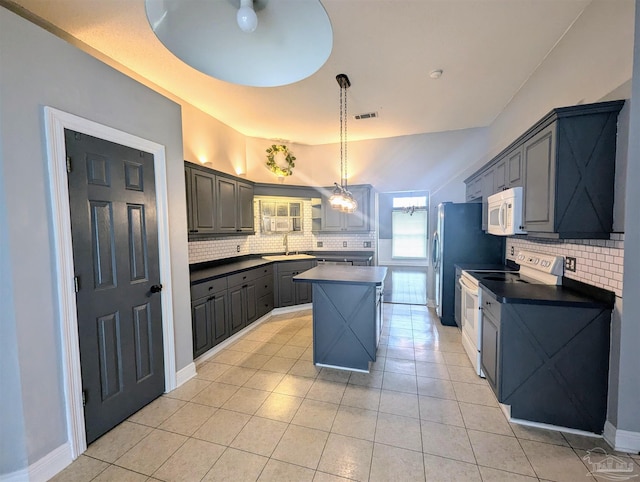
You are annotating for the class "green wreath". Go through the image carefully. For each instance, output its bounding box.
[266,144,296,177]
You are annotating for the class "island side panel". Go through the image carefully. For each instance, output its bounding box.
[312,282,376,371]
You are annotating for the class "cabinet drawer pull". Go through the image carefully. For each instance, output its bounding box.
[242,284,248,288]
[208,286,213,291]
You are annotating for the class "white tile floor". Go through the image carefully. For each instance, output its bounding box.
[382,268,427,305]
[53,305,640,481]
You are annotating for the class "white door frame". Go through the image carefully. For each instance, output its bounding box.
[43,106,177,458]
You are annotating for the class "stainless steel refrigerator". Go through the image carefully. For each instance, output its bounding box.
[432,202,504,326]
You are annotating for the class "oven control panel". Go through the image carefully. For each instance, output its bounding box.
[516,250,564,276]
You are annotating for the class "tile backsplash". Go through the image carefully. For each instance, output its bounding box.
[506,234,624,297]
[188,200,376,264]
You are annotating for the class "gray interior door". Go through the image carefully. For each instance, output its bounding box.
[65,129,164,444]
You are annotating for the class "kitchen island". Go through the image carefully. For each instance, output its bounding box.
[293,265,387,372]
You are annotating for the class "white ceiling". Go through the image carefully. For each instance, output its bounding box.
[7,0,592,145]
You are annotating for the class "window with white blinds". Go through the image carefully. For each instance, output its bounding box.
[392,196,428,259]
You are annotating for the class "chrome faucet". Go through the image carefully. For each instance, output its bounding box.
[283,233,289,255]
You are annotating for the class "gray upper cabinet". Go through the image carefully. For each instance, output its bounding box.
[522,125,556,233]
[494,159,507,191]
[188,167,217,235]
[465,177,482,202]
[216,176,238,233]
[318,185,372,232]
[521,102,623,238]
[238,182,255,232]
[480,167,495,230]
[506,147,523,188]
[465,100,624,238]
[185,161,255,237]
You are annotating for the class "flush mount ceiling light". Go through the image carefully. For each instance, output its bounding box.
[329,73,358,214]
[145,0,333,87]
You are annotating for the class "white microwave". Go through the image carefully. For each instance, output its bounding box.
[487,187,526,235]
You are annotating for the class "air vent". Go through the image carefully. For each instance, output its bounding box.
[354,112,378,120]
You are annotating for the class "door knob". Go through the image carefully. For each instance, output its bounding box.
[150,284,163,293]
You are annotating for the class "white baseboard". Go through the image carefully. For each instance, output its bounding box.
[1,442,72,482]
[175,362,197,388]
[604,420,640,453]
[192,305,312,366]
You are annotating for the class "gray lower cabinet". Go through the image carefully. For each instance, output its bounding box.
[480,288,612,433]
[228,281,257,334]
[190,278,229,358]
[274,260,314,307]
[190,264,273,357]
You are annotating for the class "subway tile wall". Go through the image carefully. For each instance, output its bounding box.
[506,234,625,298]
[188,200,377,264]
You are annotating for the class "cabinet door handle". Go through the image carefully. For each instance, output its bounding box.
[208,286,213,291]
[485,301,491,306]
[242,284,248,288]
[189,229,199,233]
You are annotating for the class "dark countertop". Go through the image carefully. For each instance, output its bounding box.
[293,265,387,286]
[480,277,614,309]
[314,251,374,262]
[190,258,273,284]
[455,263,517,272]
[190,251,375,284]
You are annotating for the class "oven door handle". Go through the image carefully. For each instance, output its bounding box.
[458,276,478,294]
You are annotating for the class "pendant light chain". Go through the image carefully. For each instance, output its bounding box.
[344,83,348,191]
[340,80,344,187]
[330,73,357,213]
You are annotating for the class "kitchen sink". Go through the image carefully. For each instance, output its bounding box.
[262,253,316,261]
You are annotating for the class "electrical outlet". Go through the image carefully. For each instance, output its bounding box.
[364,241,372,248]
[565,257,577,272]
[317,241,323,248]
[343,241,348,247]
[236,245,240,253]
[510,246,515,256]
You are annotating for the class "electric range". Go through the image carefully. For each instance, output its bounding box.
[459,250,564,376]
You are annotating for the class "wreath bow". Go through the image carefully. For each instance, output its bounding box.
[266,144,295,177]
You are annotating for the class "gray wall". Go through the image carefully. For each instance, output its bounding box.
[614,0,640,433]
[0,7,191,472]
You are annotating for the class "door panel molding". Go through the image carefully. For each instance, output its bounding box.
[43,106,176,459]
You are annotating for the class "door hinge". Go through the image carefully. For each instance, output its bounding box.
[73,276,79,293]
[66,156,72,173]
[82,390,86,407]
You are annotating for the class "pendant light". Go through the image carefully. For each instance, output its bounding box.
[144,0,333,87]
[329,74,358,213]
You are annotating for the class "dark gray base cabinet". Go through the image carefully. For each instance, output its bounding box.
[480,288,611,433]
[191,278,229,358]
[190,264,272,358]
[274,260,315,308]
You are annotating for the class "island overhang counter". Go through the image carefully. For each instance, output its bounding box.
[293,265,387,372]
